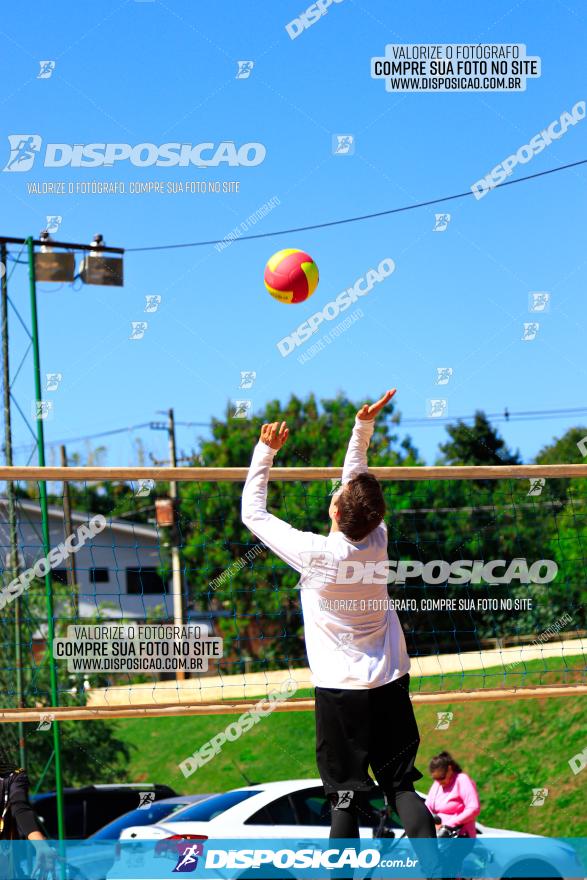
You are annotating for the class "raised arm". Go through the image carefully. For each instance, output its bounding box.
[242,422,327,573]
[341,389,396,484]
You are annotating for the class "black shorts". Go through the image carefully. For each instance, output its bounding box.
[315,673,423,795]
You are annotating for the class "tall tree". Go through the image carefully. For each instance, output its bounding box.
[438,411,521,466]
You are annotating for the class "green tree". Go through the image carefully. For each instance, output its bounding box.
[534,425,587,500]
[0,714,131,790]
[536,426,587,465]
[0,583,132,788]
[438,411,521,466]
[538,427,587,632]
[409,412,561,642]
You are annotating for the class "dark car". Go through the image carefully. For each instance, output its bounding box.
[31,783,177,839]
[89,795,214,841]
[57,796,216,880]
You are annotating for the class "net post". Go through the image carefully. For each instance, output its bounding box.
[167,407,185,681]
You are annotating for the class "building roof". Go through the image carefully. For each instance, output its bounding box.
[0,497,159,539]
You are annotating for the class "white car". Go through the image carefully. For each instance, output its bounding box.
[119,778,528,841]
[117,779,582,878]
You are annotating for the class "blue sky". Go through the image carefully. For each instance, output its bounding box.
[2,0,586,467]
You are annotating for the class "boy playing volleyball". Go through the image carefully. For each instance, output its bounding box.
[242,390,439,858]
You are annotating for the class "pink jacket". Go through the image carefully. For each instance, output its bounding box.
[425,771,481,838]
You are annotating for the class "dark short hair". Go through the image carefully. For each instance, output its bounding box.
[336,472,385,542]
[429,750,462,775]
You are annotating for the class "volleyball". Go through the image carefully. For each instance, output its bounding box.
[264,248,319,304]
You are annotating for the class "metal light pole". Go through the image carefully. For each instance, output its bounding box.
[1,242,26,771]
[0,231,124,846]
[26,237,65,842]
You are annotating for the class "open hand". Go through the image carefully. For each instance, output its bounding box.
[357,389,396,421]
[260,421,289,450]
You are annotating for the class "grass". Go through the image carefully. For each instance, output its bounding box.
[88,655,586,837]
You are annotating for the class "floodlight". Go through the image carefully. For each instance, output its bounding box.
[79,233,124,286]
[34,230,75,282]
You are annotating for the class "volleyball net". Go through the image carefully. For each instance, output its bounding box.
[0,463,586,721]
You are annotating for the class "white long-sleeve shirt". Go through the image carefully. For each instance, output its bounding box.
[241,417,410,689]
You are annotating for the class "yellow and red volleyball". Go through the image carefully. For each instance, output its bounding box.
[264,248,319,304]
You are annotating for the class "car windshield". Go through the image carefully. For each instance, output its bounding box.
[166,790,258,823]
[90,803,191,840]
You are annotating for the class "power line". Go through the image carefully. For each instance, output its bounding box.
[125,158,587,253]
[8,420,211,454]
[400,406,587,427]
[8,406,587,455]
